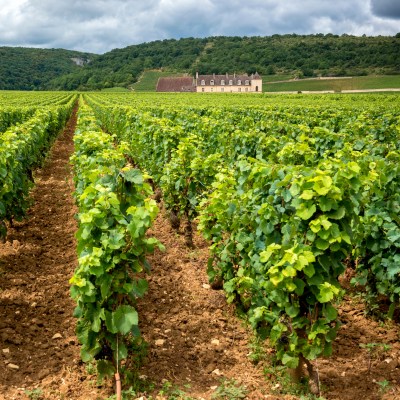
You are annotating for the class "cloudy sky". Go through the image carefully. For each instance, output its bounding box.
[0,0,399,54]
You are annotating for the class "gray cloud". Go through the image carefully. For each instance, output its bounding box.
[0,0,398,54]
[371,0,400,19]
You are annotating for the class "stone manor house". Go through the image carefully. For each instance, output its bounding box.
[156,72,262,93]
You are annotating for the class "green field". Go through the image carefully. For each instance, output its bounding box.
[262,74,293,83]
[265,75,400,92]
[132,70,188,91]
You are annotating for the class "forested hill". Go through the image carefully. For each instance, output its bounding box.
[1,34,400,91]
[0,47,97,90]
[50,37,206,90]
[198,34,400,76]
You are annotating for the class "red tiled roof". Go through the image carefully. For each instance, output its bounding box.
[156,77,195,92]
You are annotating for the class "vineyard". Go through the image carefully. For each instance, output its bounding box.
[0,91,399,399]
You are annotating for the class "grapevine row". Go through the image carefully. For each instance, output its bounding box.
[0,96,77,239]
[69,98,163,379]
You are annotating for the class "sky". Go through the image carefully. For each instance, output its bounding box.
[0,0,399,54]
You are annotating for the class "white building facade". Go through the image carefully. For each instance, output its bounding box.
[195,72,262,93]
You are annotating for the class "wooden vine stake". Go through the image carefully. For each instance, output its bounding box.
[115,372,122,400]
[116,335,122,400]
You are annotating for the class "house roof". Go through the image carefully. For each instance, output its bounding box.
[156,77,195,92]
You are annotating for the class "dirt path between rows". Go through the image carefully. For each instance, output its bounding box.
[0,106,399,400]
[137,213,274,399]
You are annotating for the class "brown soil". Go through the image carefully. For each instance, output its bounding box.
[0,108,399,400]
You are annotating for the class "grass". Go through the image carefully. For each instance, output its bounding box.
[157,381,195,400]
[263,74,293,83]
[211,378,247,399]
[132,70,189,92]
[264,75,400,92]
[24,388,43,400]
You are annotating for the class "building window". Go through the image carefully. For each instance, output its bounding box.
[221,80,225,85]
[221,88,224,92]
[201,80,205,85]
[210,79,214,85]
[238,87,241,92]
[210,87,213,92]
[245,88,248,92]
[245,80,249,85]
[237,80,241,85]
[229,80,233,85]
[202,88,205,92]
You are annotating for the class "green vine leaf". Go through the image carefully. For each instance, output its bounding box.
[113,305,139,335]
[317,283,340,303]
[296,203,316,220]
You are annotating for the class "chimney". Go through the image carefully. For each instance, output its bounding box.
[213,72,215,79]
[196,71,199,79]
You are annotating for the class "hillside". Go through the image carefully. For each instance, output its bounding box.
[0,47,97,90]
[1,34,399,91]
